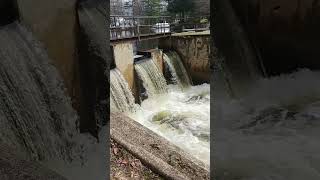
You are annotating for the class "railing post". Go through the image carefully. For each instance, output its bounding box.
[110,15,173,41]
[137,18,140,41]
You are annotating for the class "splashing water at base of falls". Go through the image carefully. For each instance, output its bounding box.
[214,69,320,180]
[163,51,192,89]
[45,126,107,180]
[128,84,210,165]
[109,52,211,166]
[135,59,168,97]
[110,68,136,112]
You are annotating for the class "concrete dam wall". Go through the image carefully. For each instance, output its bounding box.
[111,32,211,102]
[159,32,211,84]
[110,38,211,179]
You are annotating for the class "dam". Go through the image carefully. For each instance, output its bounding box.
[110,22,211,178]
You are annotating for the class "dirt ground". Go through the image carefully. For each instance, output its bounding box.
[110,139,164,180]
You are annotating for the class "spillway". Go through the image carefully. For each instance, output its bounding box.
[113,52,211,165]
[134,59,168,97]
[110,68,136,112]
[163,51,192,89]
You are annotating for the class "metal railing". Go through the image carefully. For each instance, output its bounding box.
[171,16,210,32]
[110,15,171,41]
[110,15,210,41]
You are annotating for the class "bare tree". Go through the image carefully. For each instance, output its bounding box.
[110,0,124,15]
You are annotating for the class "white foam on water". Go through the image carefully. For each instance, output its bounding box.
[214,69,320,180]
[129,84,210,165]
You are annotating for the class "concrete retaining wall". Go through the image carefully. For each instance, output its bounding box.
[113,42,135,92]
[159,33,211,84]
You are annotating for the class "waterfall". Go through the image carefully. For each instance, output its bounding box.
[0,22,78,161]
[163,51,192,89]
[110,69,136,112]
[135,59,168,97]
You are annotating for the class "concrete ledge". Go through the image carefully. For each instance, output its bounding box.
[172,30,210,37]
[110,113,210,180]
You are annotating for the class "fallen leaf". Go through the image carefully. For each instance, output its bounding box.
[121,159,128,165]
[113,147,119,155]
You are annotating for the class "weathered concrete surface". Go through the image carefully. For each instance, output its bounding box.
[112,42,140,103]
[152,49,164,73]
[0,144,67,180]
[140,49,164,73]
[113,42,135,91]
[16,0,78,99]
[159,33,211,84]
[110,113,210,180]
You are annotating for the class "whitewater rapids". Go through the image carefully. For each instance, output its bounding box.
[214,69,320,180]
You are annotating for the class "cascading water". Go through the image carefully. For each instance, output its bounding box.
[110,68,136,112]
[214,69,320,180]
[115,52,211,165]
[134,59,168,97]
[0,22,106,180]
[130,84,210,165]
[0,22,78,161]
[163,51,192,89]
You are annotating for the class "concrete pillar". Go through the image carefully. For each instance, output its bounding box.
[151,49,164,73]
[138,48,164,73]
[113,42,135,91]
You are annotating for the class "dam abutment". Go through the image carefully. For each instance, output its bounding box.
[110,32,212,102]
[159,33,211,84]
